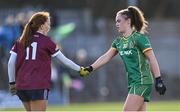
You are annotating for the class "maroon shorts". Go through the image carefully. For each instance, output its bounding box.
[16,89,49,102]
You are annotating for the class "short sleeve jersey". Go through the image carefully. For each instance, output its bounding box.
[111,32,154,87]
[10,32,59,90]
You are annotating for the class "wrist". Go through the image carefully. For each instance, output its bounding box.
[9,82,15,85]
[155,76,164,84]
[155,76,161,79]
[89,66,93,72]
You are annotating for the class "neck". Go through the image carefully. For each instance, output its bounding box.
[37,30,47,36]
[123,28,134,38]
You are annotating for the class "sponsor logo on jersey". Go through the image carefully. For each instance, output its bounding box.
[120,50,132,56]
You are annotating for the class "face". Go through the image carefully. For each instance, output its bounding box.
[44,17,51,33]
[115,13,130,33]
[40,17,51,35]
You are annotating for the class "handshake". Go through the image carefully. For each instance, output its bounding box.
[79,66,93,77]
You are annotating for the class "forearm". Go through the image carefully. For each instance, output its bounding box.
[55,51,80,71]
[8,52,17,83]
[91,48,117,71]
[149,57,161,78]
[145,50,161,78]
[91,54,110,71]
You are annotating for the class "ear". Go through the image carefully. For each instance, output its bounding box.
[39,24,44,30]
[127,18,131,25]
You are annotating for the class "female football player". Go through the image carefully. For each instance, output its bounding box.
[8,12,83,111]
[80,6,166,111]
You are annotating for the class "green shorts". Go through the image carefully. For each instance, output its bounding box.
[128,84,153,102]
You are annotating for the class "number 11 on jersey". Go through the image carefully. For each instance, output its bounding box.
[25,42,38,60]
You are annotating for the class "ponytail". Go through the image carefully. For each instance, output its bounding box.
[128,6,148,33]
[20,22,33,47]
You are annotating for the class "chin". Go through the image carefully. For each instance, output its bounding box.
[118,30,123,33]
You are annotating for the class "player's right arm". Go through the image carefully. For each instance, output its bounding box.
[80,47,118,77]
[46,38,81,72]
[80,38,119,77]
[91,47,118,71]
[53,50,81,71]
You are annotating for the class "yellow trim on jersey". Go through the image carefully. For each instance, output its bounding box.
[122,37,128,40]
[122,31,136,40]
[143,48,152,53]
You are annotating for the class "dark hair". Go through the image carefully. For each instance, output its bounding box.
[117,6,148,33]
[19,12,49,47]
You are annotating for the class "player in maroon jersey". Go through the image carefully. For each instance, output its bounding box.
[8,12,84,111]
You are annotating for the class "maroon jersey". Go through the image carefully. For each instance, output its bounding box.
[11,32,59,90]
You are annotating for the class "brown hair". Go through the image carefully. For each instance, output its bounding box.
[19,11,49,47]
[117,6,148,33]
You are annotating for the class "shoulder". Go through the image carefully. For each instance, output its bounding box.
[111,37,122,49]
[11,40,24,53]
[43,35,53,42]
[14,40,23,47]
[35,33,54,43]
[112,36,121,43]
[133,32,149,40]
[135,32,147,37]
[42,36,56,48]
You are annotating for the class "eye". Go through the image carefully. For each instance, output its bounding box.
[116,19,121,23]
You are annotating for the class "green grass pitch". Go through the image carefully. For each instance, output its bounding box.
[2,101,180,111]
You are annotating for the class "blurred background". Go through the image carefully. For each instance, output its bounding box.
[0,0,180,110]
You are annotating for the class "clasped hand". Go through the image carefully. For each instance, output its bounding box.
[79,66,93,77]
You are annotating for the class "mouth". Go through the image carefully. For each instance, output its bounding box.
[116,27,120,30]
[116,27,121,32]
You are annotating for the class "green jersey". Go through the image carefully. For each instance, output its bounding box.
[111,32,154,87]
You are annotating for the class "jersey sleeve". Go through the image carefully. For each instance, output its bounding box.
[136,36,152,53]
[10,41,18,55]
[111,39,117,49]
[46,38,59,57]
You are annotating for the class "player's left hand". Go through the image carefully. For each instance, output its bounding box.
[9,82,17,95]
[155,77,166,95]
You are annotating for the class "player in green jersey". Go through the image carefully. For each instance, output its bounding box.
[80,6,166,111]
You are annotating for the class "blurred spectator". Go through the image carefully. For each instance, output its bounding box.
[76,48,87,64]
[0,14,21,51]
[15,12,26,34]
[0,15,20,90]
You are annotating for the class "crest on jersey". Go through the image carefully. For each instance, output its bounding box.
[123,43,128,49]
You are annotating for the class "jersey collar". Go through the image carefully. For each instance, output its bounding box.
[122,31,137,40]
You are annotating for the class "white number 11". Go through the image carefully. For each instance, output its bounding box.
[25,42,37,60]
